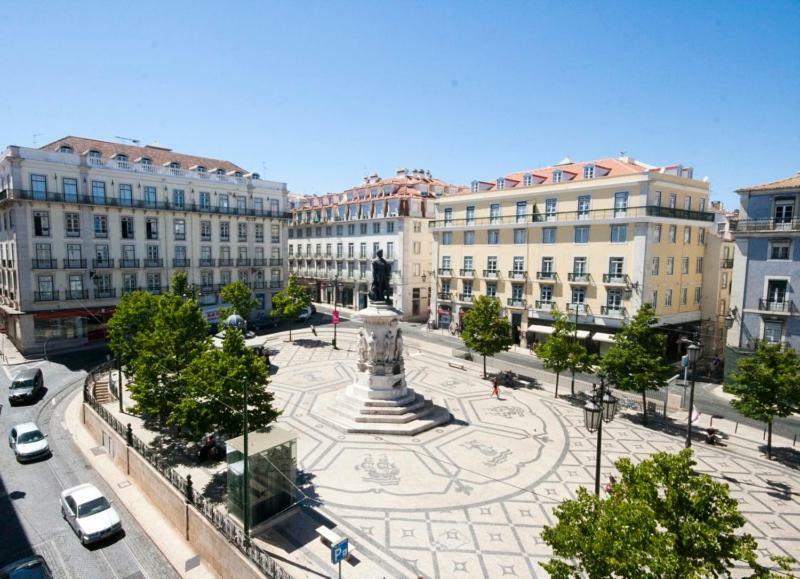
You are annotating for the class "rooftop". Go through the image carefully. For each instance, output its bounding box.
[737,172,800,193]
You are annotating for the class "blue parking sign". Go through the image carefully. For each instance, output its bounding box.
[331,538,349,565]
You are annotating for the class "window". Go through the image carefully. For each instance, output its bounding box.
[486,283,497,297]
[610,224,627,243]
[123,273,137,293]
[347,243,354,258]
[94,215,108,238]
[464,231,475,245]
[174,219,186,240]
[496,178,505,191]
[666,257,674,275]
[220,270,231,285]
[68,275,84,293]
[487,256,498,272]
[770,240,791,260]
[116,216,133,240]
[92,181,106,205]
[31,174,47,199]
[238,222,247,241]
[490,204,500,224]
[441,256,452,270]
[66,243,82,263]
[513,228,526,244]
[681,257,689,274]
[147,272,161,291]
[669,193,677,209]
[387,242,394,259]
[545,198,557,221]
[255,223,264,242]
[220,222,230,241]
[608,257,624,277]
[696,257,703,273]
[540,285,552,303]
[443,208,453,225]
[699,228,706,245]
[65,213,80,237]
[542,228,556,244]
[516,201,527,223]
[541,256,554,273]
[173,189,185,209]
[651,290,658,307]
[651,257,660,275]
[613,192,628,218]
[119,184,132,206]
[254,197,264,213]
[441,279,451,293]
[684,196,692,211]
[373,222,381,234]
[271,224,280,243]
[237,196,246,213]
[574,226,589,244]
[372,242,379,257]
[607,289,623,311]
[387,221,394,233]
[669,225,677,243]
[411,241,419,255]
[413,221,422,232]
[694,287,702,304]
[146,218,158,240]
[680,287,688,306]
[583,165,595,179]
[63,178,78,202]
[488,230,499,245]
[466,206,475,225]
[577,195,591,219]
[552,170,563,183]
[573,256,587,274]
[59,145,73,153]
[571,286,585,306]
[270,199,280,214]
[654,224,662,242]
[463,256,474,272]
[442,231,453,245]
[665,289,673,307]
[219,193,229,211]
[201,221,211,241]
[684,226,692,244]
[513,256,525,273]
[764,321,783,343]
[200,192,210,209]
[348,224,356,235]
[336,243,343,257]
[699,198,706,212]
[144,186,157,208]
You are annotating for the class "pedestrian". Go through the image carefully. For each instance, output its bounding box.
[491,375,500,398]
[310,324,318,337]
[603,475,617,494]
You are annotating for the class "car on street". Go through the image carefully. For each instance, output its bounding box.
[8,367,44,405]
[0,555,53,579]
[60,483,122,545]
[8,422,50,462]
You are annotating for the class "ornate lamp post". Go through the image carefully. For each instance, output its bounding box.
[685,342,700,448]
[332,273,340,349]
[583,372,618,496]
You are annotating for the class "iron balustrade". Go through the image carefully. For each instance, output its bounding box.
[600,306,627,317]
[721,259,734,269]
[507,297,527,308]
[536,271,557,281]
[459,293,475,302]
[567,302,590,314]
[438,292,452,300]
[65,289,89,300]
[34,290,59,302]
[602,273,629,285]
[94,288,117,299]
[567,272,592,283]
[144,258,164,268]
[437,268,453,275]
[92,258,115,268]
[119,259,140,268]
[173,259,191,267]
[218,258,234,266]
[758,299,795,313]
[268,280,283,288]
[459,269,475,277]
[269,258,284,266]
[534,300,555,310]
[507,270,528,280]
[199,258,215,267]
[32,258,58,269]
[63,259,88,269]
[236,258,251,266]
[730,218,800,233]
[482,269,500,278]
[252,258,267,266]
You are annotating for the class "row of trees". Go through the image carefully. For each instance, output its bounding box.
[460,296,800,457]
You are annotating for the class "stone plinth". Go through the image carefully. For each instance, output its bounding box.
[326,302,451,435]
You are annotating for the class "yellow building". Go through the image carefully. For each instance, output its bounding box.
[429,156,712,352]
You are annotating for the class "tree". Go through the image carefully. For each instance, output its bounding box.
[535,311,575,397]
[726,341,800,459]
[107,290,159,366]
[600,304,671,424]
[220,280,260,322]
[568,344,597,398]
[170,328,280,439]
[271,273,311,341]
[461,295,513,378]
[542,449,795,578]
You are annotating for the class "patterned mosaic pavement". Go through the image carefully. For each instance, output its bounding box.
[263,329,800,578]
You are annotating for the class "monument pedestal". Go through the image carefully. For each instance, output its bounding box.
[326,302,451,435]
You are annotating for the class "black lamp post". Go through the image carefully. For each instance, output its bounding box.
[571,302,579,395]
[583,373,618,496]
[332,273,340,349]
[685,343,700,448]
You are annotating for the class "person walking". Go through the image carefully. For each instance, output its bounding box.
[491,375,501,398]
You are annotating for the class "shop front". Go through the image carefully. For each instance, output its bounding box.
[437,305,452,328]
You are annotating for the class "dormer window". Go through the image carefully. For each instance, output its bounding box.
[140,157,152,165]
[552,170,563,183]
[471,180,479,193]
[88,150,101,159]
[584,165,595,179]
[169,161,180,169]
[59,145,74,154]
[496,178,505,191]
[523,174,533,187]
[251,173,260,180]
[234,171,242,178]
[195,165,206,173]
[216,169,225,176]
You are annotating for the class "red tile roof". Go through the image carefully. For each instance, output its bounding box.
[737,173,800,193]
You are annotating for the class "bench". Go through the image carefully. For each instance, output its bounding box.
[448,362,466,371]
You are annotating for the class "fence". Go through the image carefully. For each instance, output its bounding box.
[83,365,293,579]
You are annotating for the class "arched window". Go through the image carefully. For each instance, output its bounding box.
[216,169,225,176]
[140,157,152,165]
[234,171,243,178]
[195,166,206,173]
[115,153,128,162]
[59,145,73,154]
[169,161,181,169]
[88,150,101,159]
[251,173,260,180]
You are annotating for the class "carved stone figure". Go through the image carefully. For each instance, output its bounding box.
[394,329,404,360]
[357,329,368,364]
[367,331,376,363]
[369,249,392,303]
[383,330,394,363]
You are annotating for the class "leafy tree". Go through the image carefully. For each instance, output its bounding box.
[568,344,597,398]
[542,449,795,578]
[170,271,193,299]
[220,280,260,322]
[170,328,280,439]
[726,341,800,459]
[271,273,311,341]
[107,290,158,366]
[600,304,671,424]
[461,295,513,378]
[535,312,578,398]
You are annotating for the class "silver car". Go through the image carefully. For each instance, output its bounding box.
[8,422,50,462]
[60,483,122,545]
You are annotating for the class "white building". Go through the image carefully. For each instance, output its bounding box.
[0,136,289,355]
[288,169,465,320]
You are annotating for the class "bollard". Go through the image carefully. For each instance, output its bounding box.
[794,434,797,448]
[735,421,739,433]
[126,423,133,446]
[763,426,767,440]
[185,474,194,504]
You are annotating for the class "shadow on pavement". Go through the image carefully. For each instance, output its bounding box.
[0,472,35,567]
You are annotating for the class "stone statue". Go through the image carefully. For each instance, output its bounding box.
[394,329,404,360]
[367,331,376,363]
[357,329,368,364]
[369,249,392,303]
[383,330,394,364]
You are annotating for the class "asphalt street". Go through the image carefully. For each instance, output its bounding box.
[0,355,178,579]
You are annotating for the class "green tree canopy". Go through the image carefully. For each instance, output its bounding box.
[726,341,800,459]
[535,311,582,397]
[271,273,311,341]
[107,290,159,364]
[220,280,260,322]
[600,304,671,423]
[542,449,794,578]
[460,295,513,377]
[170,328,280,439]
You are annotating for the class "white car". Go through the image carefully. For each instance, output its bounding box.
[60,483,122,545]
[8,422,50,462]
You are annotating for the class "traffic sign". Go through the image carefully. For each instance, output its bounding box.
[332,310,340,325]
[331,537,348,564]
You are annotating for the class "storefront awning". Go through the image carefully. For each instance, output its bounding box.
[575,330,590,339]
[592,332,616,343]
[527,324,555,335]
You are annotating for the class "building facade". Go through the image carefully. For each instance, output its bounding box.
[430,157,713,353]
[288,169,463,320]
[727,173,800,361]
[0,136,289,354]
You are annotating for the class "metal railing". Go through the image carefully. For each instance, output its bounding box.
[458,269,475,277]
[218,258,234,266]
[721,259,734,269]
[458,293,475,303]
[600,305,627,317]
[63,259,87,269]
[92,258,115,268]
[199,258,215,267]
[173,259,191,267]
[507,297,527,308]
[32,258,58,269]
[567,272,591,283]
[534,300,555,311]
[507,270,527,280]
[567,302,590,314]
[34,290,59,302]
[144,258,164,268]
[757,299,795,313]
[437,268,453,275]
[730,218,800,233]
[119,259,140,268]
[437,291,452,300]
[602,273,629,285]
[482,269,500,278]
[536,271,557,281]
[94,288,117,299]
[65,289,89,300]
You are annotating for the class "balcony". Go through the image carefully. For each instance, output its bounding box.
[94,288,117,299]
[173,258,191,267]
[121,286,141,295]
[458,293,475,303]
[32,258,58,269]
[507,297,527,308]
[507,270,528,281]
[482,269,500,279]
[251,258,267,266]
[269,258,284,266]
[218,258,234,267]
[721,259,734,269]
[458,269,476,277]
[534,300,556,311]
[437,291,452,300]
[92,258,114,268]
[602,273,629,286]
[730,218,800,234]
[65,289,89,300]
[757,299,796,314]
[600,305,627,318]
[567,302,590,315]
[536,271,557,282]
[33,290,59,302]
[567,272,592,284]
[269,280,283,289]
[143,258,164,268]
[146,286,166,295]
[63,259,87,269]
[199,258,215,267]
[437,268,453,276]
[119,259,140,268]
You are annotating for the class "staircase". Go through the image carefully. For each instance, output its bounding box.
[92,375,113,404]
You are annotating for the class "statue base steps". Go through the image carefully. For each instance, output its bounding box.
[321,404,452,436]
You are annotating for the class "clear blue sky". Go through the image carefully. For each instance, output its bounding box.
[2,1,798,207]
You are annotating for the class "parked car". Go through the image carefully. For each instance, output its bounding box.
[0,555,53,579]
[8,422,50,462]
[8,368,44,405]
[60,483,122,545]
[297,304,316,322]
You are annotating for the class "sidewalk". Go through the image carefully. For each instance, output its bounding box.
[64,390,217,579]
[0,332,33,365]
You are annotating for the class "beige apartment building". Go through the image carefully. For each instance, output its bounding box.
[289,169,464,320]
[0,136,289,354]
[429,156,712,353]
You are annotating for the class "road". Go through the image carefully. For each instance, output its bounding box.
[0,355,178,578]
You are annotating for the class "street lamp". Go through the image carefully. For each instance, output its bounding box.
[332,273,340,349]
[583,372,618,496]
[571,302,579,395]
[685,343,700,448]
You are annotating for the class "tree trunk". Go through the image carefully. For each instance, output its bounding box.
[767,419,773,459]
[483,355,487,378]
[570,370,575,397]
[641,390,648,425]
[554,372,560,398]
[289,322,293,342]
